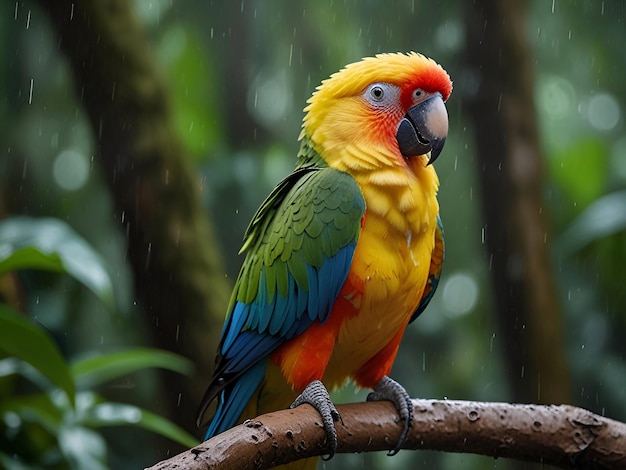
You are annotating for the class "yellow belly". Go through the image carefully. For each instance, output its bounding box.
[322,208,435,387]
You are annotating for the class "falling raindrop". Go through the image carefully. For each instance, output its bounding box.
[145,243,152,269]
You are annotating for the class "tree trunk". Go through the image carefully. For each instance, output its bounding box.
[463,0,571,406]
[37,0,230,443]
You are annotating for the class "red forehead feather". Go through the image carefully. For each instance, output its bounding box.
[399,66,452,109]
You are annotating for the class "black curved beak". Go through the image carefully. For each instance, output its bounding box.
[396,92,448,165]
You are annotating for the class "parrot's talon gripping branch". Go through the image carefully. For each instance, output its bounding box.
[367,376,414,456]
[290,380,341,459]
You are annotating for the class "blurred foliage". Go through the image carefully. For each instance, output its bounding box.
[1,0,625,469]
[0,217,114,309]
[0,217,198,468]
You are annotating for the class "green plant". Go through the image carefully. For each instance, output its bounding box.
[0,217,198,469]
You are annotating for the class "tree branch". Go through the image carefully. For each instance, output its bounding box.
[146,399,626,469]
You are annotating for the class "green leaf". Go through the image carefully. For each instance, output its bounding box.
[82,402,199,448]
[0,217,114,309]
[558,190,626,255]
[71,348,194,389]
[0,246,65,273]
[0,306,75,406]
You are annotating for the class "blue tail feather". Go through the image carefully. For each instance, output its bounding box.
[204,359,267,440]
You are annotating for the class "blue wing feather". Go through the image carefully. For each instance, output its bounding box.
[221,302,247,352]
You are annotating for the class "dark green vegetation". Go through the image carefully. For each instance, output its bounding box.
[1,1,624,468]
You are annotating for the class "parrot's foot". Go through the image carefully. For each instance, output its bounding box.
[367,376,413,456]
[290,380,341,459]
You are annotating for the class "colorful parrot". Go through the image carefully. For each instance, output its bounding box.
[197,52,451,467]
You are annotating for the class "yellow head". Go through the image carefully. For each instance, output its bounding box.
[301,52,452,173]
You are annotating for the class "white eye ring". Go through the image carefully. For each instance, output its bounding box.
[363,82,398,107]
[370,85,385,102]
[413,88,425,100]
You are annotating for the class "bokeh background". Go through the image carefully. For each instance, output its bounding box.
[1,1,625,469]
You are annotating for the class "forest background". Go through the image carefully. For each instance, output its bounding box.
[1,1,625,469]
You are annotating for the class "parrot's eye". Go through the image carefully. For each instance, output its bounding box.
[413,88,425,100]
[370,86,385,101]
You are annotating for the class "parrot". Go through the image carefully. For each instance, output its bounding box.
[197,52,451,467]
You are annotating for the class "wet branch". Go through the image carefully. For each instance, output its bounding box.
[146,399,626,469]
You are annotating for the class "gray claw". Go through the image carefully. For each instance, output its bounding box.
[367,375,413,456]
[290,380,341,459]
